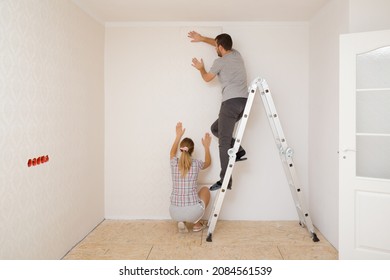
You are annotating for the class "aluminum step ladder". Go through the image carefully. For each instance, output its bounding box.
[206,77,320,243]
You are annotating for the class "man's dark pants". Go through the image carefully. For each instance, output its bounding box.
[211,97,247,186]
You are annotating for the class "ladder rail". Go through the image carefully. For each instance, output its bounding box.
[259,79,289,152]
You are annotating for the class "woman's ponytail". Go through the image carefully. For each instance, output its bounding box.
[178,138,194,177]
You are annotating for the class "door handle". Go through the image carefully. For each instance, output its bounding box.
[339,148,356,159]
[342,148,356,152]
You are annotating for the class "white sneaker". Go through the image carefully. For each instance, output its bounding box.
[177,221,188,233]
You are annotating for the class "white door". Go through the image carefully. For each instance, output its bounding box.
[339,29,390,259]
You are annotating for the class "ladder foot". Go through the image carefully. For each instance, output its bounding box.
[311,232,320,242]
[206,233,213,242]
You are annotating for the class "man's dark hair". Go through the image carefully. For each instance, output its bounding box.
[215,33,233,50]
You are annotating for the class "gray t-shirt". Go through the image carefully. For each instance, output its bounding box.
[210,49,248,102]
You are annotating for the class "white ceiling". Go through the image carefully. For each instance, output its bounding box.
[72,0,330,23]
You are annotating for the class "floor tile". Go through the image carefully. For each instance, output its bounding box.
[148,244,283,260]
[63,243,152,260]
[278,244,339,260]
[63,220,338,260]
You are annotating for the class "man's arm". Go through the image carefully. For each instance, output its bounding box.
[191,58,216,82]
[188,31,216,47]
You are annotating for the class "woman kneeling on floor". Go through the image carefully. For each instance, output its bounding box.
[169,122,211,233]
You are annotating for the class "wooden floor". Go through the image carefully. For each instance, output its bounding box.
[63,220,338,260]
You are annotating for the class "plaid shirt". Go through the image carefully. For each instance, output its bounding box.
[170,157,204,207]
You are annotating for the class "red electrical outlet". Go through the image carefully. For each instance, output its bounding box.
[27,155,49,167]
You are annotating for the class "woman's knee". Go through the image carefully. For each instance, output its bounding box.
[198,187,211,205]
[199,186,210,193]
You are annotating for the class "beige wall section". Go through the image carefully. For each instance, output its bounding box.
[0,0,105,259]
[349,0,390,33]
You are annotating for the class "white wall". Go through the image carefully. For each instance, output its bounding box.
[0,0,105,259]
[309,0,349,250]
[349,0,390,33]
[105,22,309,221]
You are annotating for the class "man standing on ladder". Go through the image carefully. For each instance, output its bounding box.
[189,31,248,191]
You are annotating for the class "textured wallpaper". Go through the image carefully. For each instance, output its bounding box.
[0,0,104,259]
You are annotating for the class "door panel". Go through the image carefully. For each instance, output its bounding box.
[356,46,390,89]
[356,90,390,134]
[339,29,390,259]
[356,190,390,253]
[356,135,390,179]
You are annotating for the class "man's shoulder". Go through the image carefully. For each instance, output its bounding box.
[231,49,242,56]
